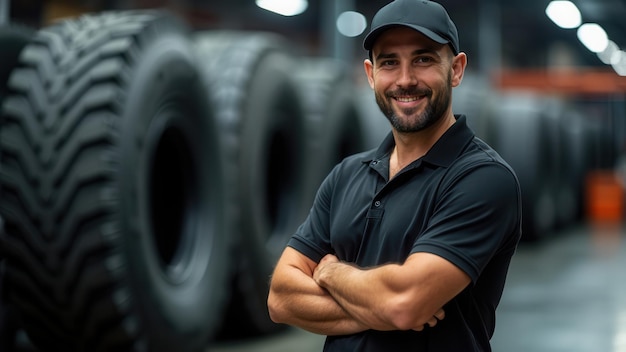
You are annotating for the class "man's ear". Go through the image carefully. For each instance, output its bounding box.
[451,52,467,87]
[364,59,375,89]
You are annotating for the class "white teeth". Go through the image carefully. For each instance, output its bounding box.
[396,96,418,102]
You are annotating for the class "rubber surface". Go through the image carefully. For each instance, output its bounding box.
[0,11,229,351]
[295,58,368,205]
[0,24,34,352]
[194,31,309,337]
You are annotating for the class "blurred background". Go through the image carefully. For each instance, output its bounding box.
[1,0,626,351]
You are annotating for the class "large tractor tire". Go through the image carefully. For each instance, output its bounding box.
[0,11,230,351]
[0,262,19,352]
[194,31,310,338]
[0,24,35,352]
[295,58,368,205]
[0,25,33,93]
[451,73,496,145]
[353,85,391,150]
[563,112,592,222]
[492,92,558,241]
[543,99,579,229]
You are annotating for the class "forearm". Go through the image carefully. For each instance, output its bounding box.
[268,263,368,335]
[315,262,402,330]
[314,254,457,331]
[269,285,367,335]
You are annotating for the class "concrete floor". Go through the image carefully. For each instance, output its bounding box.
[210,222,626,352]
[491,223,626,352]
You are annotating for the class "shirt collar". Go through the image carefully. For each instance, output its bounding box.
[362,115,474,168]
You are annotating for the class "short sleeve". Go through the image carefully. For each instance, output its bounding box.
[411,162,521,283]
[287,166,337,263]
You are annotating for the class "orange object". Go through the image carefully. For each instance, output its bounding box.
[494,68,626,96]
[585,170,624,223]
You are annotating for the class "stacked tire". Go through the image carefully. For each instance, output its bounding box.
[0,11,231,351]
[194,31,313,338]
[295,58,368,207]
[542,99,580,229]
[451,73,496,144]
[490,92,559,241]
[487,92,609,241]
[0,9,377,351]
[0,24,34,352]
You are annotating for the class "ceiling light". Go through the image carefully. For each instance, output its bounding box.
[577,23,609,53]
[610,51,624,66]
[611,53,626,76]
[545,1,582,29]
[336,11,367,38]
[256,0,308,16]
[611,59,626,76]
[597,41,619,65]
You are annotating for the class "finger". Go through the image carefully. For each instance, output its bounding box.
[427,316,439,328]
[413,310,445,331]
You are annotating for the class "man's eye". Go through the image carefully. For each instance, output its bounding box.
[416,57,433,63]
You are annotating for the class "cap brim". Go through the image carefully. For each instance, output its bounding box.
[363,23,449,51]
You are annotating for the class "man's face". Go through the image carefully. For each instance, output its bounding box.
[365,27,459,133]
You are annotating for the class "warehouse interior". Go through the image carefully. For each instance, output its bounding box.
[1,0,625,351]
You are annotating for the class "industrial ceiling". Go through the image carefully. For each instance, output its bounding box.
[176,0,626,72]
[8,0,626,72]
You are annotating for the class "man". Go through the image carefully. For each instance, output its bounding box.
[267,0,522,351]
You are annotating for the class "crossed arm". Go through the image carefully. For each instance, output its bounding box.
[267,246,471,335]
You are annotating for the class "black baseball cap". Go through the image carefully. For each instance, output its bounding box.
[363,0,459,55]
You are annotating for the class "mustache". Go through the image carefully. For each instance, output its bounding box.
[386,87,432,98]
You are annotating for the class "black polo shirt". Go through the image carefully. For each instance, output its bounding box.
[288,115,521,352]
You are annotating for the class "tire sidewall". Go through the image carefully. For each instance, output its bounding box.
[118,29,226,348]
[240,51,307,261]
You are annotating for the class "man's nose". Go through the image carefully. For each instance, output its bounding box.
[396,64,418,87]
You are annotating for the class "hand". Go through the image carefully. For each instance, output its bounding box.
[313,254,339,286]
[413,308,445,331]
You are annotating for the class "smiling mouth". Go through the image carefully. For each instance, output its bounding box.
[387,88,430,104]
[395,96,421,102]
[394,93,427,103]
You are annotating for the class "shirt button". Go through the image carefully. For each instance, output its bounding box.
[374,200,381,207]
[371,160,378,165]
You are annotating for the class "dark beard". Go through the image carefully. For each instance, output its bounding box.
[375,72,452,133]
